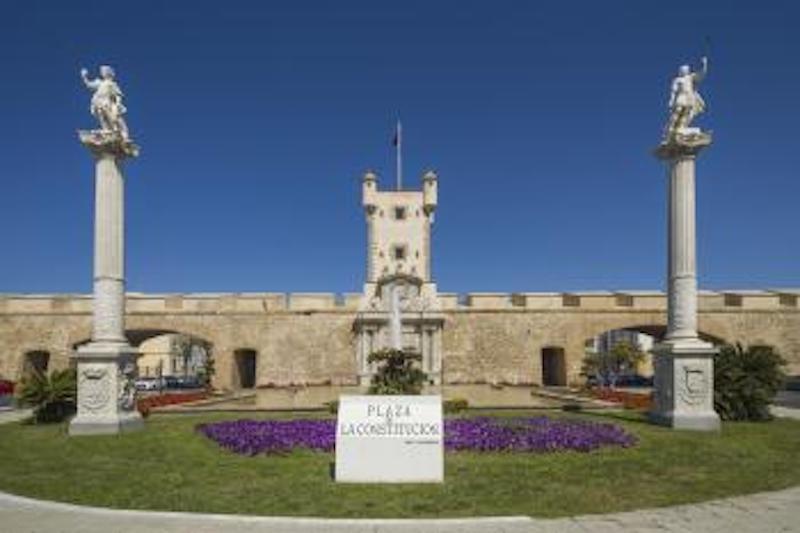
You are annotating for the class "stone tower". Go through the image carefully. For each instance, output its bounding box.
[362,169,437,281]
[355,170,444,385]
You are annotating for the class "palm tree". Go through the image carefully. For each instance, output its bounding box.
[17,368,77,423]
[714,343,786,421]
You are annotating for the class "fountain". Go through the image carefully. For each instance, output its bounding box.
[389,283,403,350]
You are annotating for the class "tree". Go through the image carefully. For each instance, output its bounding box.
[171,335,193,378]
[582,340,646,388]
[196,345,215,391]
[171,335,211,379]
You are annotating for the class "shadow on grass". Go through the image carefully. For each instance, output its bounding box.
[566,406,655,427]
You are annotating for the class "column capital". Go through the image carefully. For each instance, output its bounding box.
[78,130,140,159]
[654,130,712,160]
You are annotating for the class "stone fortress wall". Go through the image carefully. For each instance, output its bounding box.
[1,289,798,390]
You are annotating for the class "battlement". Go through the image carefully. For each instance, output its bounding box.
[438,290,800,311]
[0,292,363,314]
[0,289,797,315]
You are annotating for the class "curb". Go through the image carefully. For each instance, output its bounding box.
[0,490,532,525]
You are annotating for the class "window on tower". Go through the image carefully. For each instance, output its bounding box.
[393,245,407,261]
[394,206,406,220]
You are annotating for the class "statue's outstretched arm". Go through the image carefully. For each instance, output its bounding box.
[80,68,100,90]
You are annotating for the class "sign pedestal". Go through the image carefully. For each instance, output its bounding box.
[336,395,443,483]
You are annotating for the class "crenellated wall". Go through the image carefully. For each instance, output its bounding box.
[1,289,798,388]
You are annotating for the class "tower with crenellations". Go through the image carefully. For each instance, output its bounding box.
[355,169,443,385]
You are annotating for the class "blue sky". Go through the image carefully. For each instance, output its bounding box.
[1,1,798,294]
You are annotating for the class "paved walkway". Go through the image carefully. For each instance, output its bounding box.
[0,408,31,424]
[1,486,799,532]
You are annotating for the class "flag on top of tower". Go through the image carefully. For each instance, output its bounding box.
[392,120,401,147]
[393,119,403,190]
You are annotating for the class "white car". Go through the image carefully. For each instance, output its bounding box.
[134,378,161,391]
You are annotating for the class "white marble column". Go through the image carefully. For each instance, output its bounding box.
[69,132,143,436]
[92,153,127,342]
[649,134,720,431]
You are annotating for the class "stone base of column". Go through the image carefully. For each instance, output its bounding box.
[69,341,144,436]
[648,339,721,431]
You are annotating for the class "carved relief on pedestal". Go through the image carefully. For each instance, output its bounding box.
[677,365,708,406]
[79,365,111,412]
[117,360,137,411]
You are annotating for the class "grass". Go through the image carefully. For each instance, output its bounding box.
[0,410,799,518]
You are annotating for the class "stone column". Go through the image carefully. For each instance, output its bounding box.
[69,132,143,436]
[649,133,720,431]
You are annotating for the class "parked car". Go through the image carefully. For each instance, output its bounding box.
[162,376,180,389]
[134,378,161,391]
[615,375,654,388]
[176,376,202,389]
[584,374,653,388]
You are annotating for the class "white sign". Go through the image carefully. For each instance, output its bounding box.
[335,395,443,483]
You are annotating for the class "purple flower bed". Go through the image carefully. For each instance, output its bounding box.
[445,417,636,452]
[198,419,336,455]
[199,416,636,456]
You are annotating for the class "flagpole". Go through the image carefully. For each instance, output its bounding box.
[396,120,402,191]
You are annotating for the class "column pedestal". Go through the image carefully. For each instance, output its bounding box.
[649,131,720,431]
[69,342,143,435]
[649,340,720,431]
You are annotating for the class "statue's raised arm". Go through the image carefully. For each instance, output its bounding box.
[80,68,98,90]
[694,56,709,83]
[663,56,709,143]
[79,65,130,141]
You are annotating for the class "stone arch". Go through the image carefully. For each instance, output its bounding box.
[70,327,219,383]
[580,323,730,384]
[582,323,727,348]
[70,328,217,350]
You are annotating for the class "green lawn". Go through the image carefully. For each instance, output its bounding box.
[0,410,798,518]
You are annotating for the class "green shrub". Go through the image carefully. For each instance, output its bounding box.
[714,343,786,421]
[367,349,427,395]
[324,400,339,414]
[17,368,77,423]
[443,398,469,414]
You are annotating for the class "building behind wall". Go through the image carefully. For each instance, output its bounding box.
[137,334,208,378]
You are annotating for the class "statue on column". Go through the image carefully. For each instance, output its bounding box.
[663,56,708,143]
[79,65,138,157]
[80,65,131,140]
